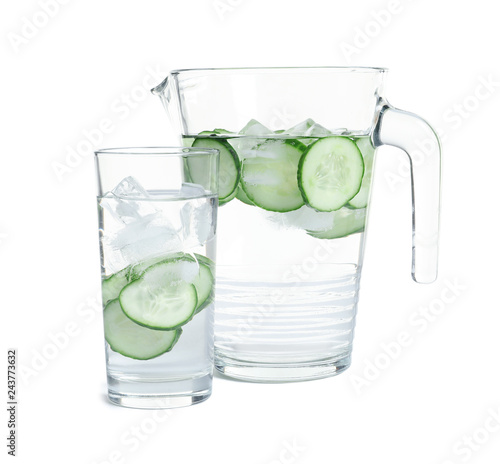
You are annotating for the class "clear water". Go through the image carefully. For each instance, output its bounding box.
[184,131,374,381]
[98,186,217,405]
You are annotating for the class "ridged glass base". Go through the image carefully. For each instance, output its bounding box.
[215,352,351,383]
[214,263,358,383]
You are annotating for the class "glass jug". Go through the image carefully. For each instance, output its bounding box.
[152,67,441,382]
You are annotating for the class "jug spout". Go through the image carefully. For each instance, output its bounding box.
[151,75,169,97]
[151,74,181,133]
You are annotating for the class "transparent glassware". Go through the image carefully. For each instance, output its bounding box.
[95,147,219,407]
[152,67,441,382]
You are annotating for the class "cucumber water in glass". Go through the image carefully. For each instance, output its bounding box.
[95,147,218,407]
[153,67,441,382]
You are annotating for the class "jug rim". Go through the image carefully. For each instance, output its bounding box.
[169,66,388,75]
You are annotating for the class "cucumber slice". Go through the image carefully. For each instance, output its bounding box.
[128,254,183,281]
[191,137,240,201]
[103,299,181,360]
[128,253,214,313]
[348,137,375,209]
[219,188,237,206]
[307,207,366,239]
[192,254,215,313]
[235,185,254,205]
[298,136,364,212]
[182,137,194,148]
[198,129,231,136]
[241,139,306,212]
[119,259,198,330]
[102,267,130,304]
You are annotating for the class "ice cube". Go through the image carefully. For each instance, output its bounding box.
[100,176,158,224]
[284,119,333,136]
[112,213,182,263]
[237,119,284,160]
[102,177,214,268]
[239,119,272,136]
[179,182,206,199]
[286,119,331,141]
[281,119,333,146]
[192,200,215,245]
[180,198,215,248]
[284,118,316,135]
[100,176,183,264]
[304,122,333,137]
[234,119,274,159]
[112,176,150,198]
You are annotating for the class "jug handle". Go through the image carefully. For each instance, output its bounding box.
[373,102,441,284]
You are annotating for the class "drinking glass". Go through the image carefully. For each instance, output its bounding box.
[95,147,219,407]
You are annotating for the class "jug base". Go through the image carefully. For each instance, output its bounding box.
[214,352,351,383]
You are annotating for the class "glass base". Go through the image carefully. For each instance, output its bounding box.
[107,390,211,409]
[106,372,212,409]
[215,352,351,383]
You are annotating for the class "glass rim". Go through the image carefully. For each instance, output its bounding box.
[170,66,388,75]
[94,147,219,157]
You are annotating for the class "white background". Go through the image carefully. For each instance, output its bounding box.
[2,1,500,463]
